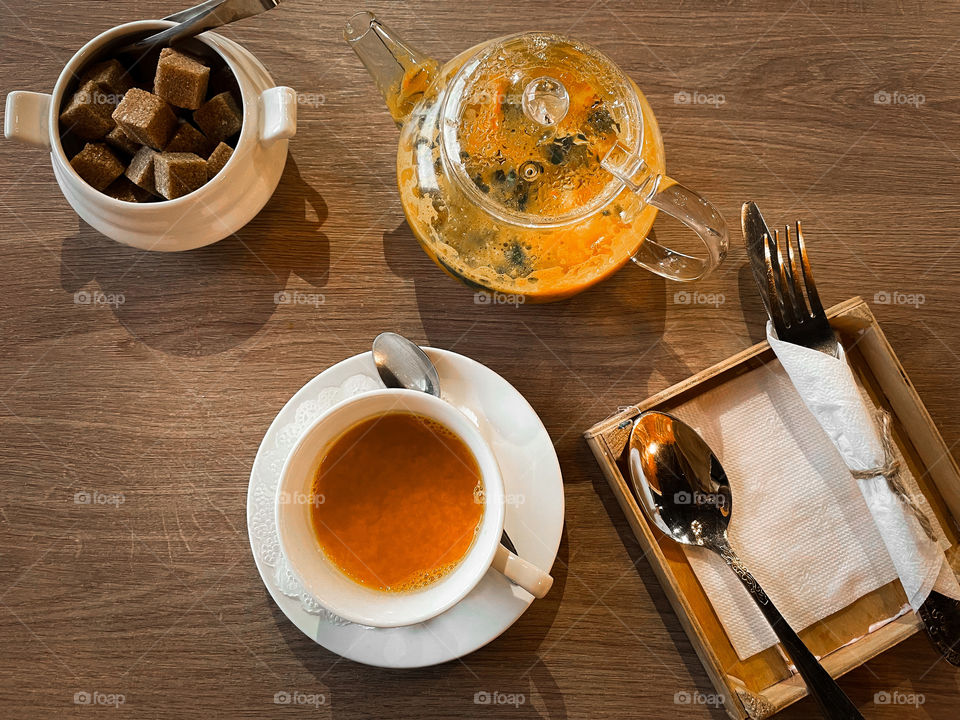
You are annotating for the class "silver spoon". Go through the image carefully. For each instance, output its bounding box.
[121,0,280,54]
[371,332,517,556]
[629,411,863,720]
[372,331,441,398]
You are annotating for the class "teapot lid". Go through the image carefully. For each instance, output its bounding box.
[440,32,642,226]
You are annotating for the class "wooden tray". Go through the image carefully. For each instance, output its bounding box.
[583,297,960,719]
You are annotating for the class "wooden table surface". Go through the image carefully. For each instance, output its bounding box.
[3,0,960,717]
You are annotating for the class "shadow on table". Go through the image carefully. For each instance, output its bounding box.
[774,630,955,718]
[268,527,571,719]
[58,156,329,357]
[380,220,679,394]
[737,261,769,345]
[589,450,729,720]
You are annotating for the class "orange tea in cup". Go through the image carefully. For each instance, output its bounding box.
[309,411,484,592]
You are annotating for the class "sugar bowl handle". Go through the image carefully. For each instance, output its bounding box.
[602,141,728,282]
[259,86,297,144]
[4,91,52,148]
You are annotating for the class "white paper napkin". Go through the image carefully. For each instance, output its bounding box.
[673,360,901,659]
[766,323,960,611]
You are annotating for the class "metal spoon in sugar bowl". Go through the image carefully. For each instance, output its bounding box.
[122,0,280,54]
[628,411,863,720]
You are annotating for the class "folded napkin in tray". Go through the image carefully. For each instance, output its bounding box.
[766,324,960,612]
[673,360,901,660]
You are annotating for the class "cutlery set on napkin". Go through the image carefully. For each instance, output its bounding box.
[619,203,960,719]
[743,202,960,662]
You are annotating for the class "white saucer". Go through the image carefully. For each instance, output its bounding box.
[246,348,564,668]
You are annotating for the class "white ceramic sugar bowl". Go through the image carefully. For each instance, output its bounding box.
[3,20,296,251]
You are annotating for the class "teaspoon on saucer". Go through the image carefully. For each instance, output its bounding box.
[371,331,441,398]
[628,411,864,720]
[372,332,517,554]
[371,332,552,597]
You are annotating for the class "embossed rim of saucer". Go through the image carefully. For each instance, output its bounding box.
[246,348,564,668]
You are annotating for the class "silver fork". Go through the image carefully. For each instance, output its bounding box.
[761,216,960,666]
[763,221,840,357]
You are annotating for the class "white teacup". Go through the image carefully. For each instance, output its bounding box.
[276,388,553,628]
[3,20,296,251]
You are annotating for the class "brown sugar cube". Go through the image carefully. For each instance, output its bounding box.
[154,152,208,200]
[164,120,211,156]
[125,146,159,195]
[154,48,210,110]
[69,142,124,191]
[104,125,139,156]
[112,88,178,150]
[80,59,133,96]
[193,91,242,142]
[206,142,233,179]
[103,176,154,203]
[59,80,117,139]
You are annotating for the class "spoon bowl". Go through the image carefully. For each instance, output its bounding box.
[629,411,731,549]
[372,332,441,397]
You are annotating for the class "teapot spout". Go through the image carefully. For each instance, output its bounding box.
[344,11,438,125]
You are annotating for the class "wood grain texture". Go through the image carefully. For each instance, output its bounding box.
[1,0,959,717]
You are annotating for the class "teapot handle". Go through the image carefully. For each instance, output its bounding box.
[602,141,728,282]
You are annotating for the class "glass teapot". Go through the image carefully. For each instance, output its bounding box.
[345,12,728,302]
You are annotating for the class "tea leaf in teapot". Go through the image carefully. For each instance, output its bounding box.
[586,105,619,136]
[544,135,590,167]
[494,240,533,278]
[472,174,491,194]
[545,135,574,165]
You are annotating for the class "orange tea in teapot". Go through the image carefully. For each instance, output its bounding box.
[346,14,727,301]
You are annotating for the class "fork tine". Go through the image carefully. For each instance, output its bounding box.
[763,232,789,336]
[794,220,826,319]
[773,228,800,328]
[782,223,812,321]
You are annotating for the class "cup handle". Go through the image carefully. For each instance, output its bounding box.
[4,91,52,148]
[259,86,297,144]
[601,140,728,282]
[491,543,554,599]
